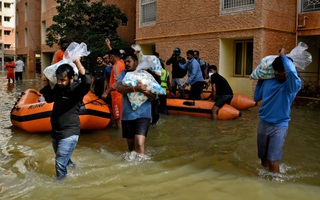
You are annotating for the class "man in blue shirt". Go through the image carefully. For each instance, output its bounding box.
[178,50,205,100]
[254,50,301,173]
[117,53,155,154]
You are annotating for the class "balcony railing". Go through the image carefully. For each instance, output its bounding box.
[301,0,320,13]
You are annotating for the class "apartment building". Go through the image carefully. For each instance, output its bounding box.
[0,0,15,68]
[16,0,135,73]
[136,0,320,97]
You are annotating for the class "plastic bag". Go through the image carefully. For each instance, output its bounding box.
[250,42,312,80]
[287,42,312,70]
[131,44,162,76]
[63,42,91,61]
[136,56,162,76]
[122,69,166,110]
[250,55,277,80]
[43,42,90,86]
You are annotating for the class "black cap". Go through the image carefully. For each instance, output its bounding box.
[174,48,181,53]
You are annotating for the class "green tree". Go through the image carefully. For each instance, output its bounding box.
[46,0,129,67]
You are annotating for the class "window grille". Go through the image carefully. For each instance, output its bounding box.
[221,0,254,14]
[141,0,156,25]
[301,0,320,13]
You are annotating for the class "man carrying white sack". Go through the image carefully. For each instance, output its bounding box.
[117,53,156,154]
[254,49,301,173]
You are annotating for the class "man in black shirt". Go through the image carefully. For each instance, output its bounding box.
[91,55,107,98]
[209,65,233,120]
[40,58,91,179]
[166,48,187,97]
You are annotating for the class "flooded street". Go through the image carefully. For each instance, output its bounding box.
[0,71,320,199]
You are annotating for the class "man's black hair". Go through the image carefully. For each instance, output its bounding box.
[154,52,160,57]
[208,65,217,71]
[272,56,285,72]
[194,50,199,55]
[124,53,138,61]
[59,39,68,45]
[109,48,121,57]
[174,48,181,53]
[187,50,194,56]
[56,64,75,79]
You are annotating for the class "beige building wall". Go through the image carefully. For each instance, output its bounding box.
[135,0,297,96]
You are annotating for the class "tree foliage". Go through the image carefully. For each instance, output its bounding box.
[46,0,129,66]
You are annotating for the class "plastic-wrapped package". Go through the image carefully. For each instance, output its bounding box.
[122,69,165,110]
[250,55,277,80]
[287,42,312,70]
[137,55,162,76]
[131,44,162,76]
[250,42,312,80]
[43,42,90,86]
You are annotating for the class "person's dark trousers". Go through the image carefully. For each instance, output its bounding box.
[159,94,168,114]
[189,81,205,100]
[151,98,160,124]
[15,72,23,81]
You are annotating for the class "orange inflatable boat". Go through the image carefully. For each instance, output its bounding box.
[10,88,111,133]
[170,91,257,111]
[166,98,241,120]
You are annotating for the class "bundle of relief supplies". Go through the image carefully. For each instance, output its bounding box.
[122,49,165,110]
[250,42,312,80]
[43,42,90,87]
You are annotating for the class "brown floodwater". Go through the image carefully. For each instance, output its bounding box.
[0,71,320,199]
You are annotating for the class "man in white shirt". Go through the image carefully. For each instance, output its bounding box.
[15,57,25,81]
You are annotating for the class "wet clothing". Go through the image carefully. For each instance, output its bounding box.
[110,60,125,120]
[118,70,152,139]
[5,61,15,80]
[254,56,301,163]
[257,122,288,162]
[122,118,150,138]
[15,59,24,81]
[40,71,91,139]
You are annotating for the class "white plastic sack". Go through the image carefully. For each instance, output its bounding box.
[250,55,277,80]
[287,42,312,70]
[43,60,79,87]
[250,42,312,79]
[122,70,166,110]
[130,44,162,76]
[136,55,162,76]
[43,42,90,86]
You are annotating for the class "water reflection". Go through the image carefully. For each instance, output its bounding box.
[0,71,320,199]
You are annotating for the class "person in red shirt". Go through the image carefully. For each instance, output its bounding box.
[4,58,16,83]
[102,49,125,129]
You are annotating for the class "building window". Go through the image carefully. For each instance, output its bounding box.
[301,0,320,13]
[140,0,156,26]
[234,40,253,77]
[4,44,11,49]
[221,0,254,14]
[4,31,11,35]
[4,17,11,22]
[4,3,11,8]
